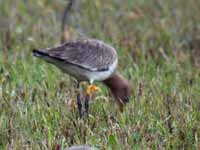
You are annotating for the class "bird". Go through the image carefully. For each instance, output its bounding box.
[32,39,131,118]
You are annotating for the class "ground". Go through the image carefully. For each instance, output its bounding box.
[0,0,200,149]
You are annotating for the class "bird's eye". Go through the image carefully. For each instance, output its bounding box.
[122,95,129,103]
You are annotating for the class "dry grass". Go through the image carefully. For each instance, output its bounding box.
[0,0,200,149]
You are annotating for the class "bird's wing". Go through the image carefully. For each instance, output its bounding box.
[47,39,117,71]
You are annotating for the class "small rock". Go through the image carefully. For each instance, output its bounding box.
[65,145,99,150]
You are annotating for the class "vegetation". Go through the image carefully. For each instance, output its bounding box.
[0,0,200,149]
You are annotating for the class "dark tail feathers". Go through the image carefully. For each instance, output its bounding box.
[32,49,49,57]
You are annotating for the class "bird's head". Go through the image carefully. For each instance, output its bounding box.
[103,73,131,111]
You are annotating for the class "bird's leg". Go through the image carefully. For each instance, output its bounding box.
[85,83,99,117]
[76,81,82,118]
[85,93,90,118]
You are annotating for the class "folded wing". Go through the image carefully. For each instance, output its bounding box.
[46,39,117,72]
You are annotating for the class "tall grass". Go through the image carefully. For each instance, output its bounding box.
[0,0,200,149]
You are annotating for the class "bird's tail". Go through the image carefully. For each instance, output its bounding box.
[32,49,55,63]
[32,49,49,58]
[32,49,64,64]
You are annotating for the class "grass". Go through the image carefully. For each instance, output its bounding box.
[0,0,200,149]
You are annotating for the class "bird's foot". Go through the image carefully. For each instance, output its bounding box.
[86,84,99,95]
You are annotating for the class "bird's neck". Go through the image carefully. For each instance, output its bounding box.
[103,73,126,91]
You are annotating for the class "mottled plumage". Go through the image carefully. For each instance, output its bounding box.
[33,39,118,82]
